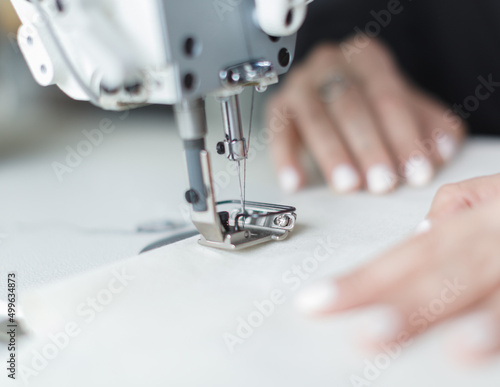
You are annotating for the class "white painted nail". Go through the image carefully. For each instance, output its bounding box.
[450,312,498,355]
[405,156,434,187]
[279,167,300,194]
[415,219,432,235]
[295,280,338,315]
[437,134,457,162]
[332,164,360,193]
[366,164,396,194]
[355,305,403,344]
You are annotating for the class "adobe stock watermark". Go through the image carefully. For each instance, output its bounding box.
[51,111,129,182]
[341,0,408,63]
[212,0,243,21]
[349,277,468,387]
[222,236,339,353]
[18,266,135,385]
[449,74,500,120]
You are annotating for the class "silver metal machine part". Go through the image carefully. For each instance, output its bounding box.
[174,98,209,213]
[167,0,300,250]
[191,150,226,243]
[174,98,207,141]
[219,94,247,162]
[219,60,278,91]
[158,0,297,101]
[199,201,297,251]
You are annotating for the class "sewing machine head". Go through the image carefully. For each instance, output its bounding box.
[11,0,310,250]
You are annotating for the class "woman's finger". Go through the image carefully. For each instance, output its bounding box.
[267,95,306,194]
[306,43,397,194]
[294,231,435,316]
[411,89,467,166]
[422,174,500,225]
[322,78,398,194]
[362,249,499,346]
[447,290,500,363]
[349,39,435,187]
[285,72,362,194]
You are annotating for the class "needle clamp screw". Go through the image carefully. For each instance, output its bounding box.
[185,189,199,204]
[274,215,290,227]
[216,142,226,155]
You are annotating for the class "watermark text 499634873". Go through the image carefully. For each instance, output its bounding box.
[6,273,18,380]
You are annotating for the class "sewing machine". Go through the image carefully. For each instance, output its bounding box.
[10,0,311,250]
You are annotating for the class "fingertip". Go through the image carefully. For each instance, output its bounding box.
[352,304,404,348]
[447,312,499,364]
[295,280,339,316]
[405,156,435,187]
[415,219,432,235]
[366,164,398,195]
[436,134,459,163]
[279,167,302,194]
[331,164,361,194]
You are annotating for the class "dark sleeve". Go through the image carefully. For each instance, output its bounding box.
[295,0,392,62]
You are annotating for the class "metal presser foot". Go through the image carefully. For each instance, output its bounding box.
[198,200,297,250]
[186,148,297,251]
[138,200,296,254]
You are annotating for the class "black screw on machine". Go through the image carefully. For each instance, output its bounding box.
[216,142,226,155]
[185,189,199,204]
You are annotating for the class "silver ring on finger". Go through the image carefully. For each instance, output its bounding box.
[318,73,352,104]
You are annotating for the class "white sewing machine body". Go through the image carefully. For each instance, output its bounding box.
[11,0,311,250]
[12,0,307,108]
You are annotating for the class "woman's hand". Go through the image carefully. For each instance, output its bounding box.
[296,174,500,363]
[267,37,466,194]
[417,174,500,231]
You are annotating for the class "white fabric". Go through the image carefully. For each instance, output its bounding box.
[13,138,500,387]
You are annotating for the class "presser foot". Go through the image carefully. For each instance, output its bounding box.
[197,200,297,251]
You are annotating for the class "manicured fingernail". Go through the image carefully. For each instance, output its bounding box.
[405,156,434,187]
[449,312,498,360]
[295,280,338,315]
[415,219,432,235]
[332,164,360,193]
[366,164,397,194]
[279,167,300,194]
[437,134,457,162]
[354,305,403,344]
